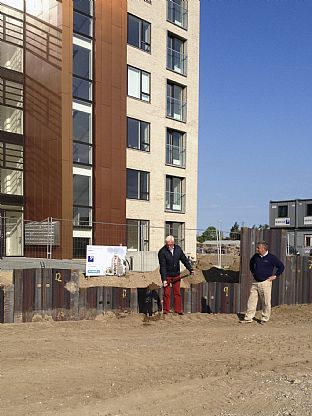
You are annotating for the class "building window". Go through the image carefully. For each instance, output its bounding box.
[127,117,150,152]
[127,219,149,251]
[128,66,150,102]
[167,33,187,75]
[73,102,92,165]
[0,41,23,72]
[304,235,312,247]
[307,204,312,217]
[73,142,92,165]
[73,0,93,38]
[73,174,92,226]
[166,176,185,212]
[278,205,288,218]
[73,107,92,142]
[127,169,149,200]
[73,77,92,102]
[73,44,92,80]
[0,105,23,134]
[73,0,93,16]
[0,141,23,196]
[166,128,185,167]
[73,237,90,258]
[167,81,186,122]
[127,14,151,52]
[1,210,23,256]
[0,0,24,11]
[0,78,23,108]
[73,206,92,228]
[73,37,92,102]
[167,0,188,30]
[165,221,185,249]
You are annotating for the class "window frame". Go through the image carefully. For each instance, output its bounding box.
[127,117,150,152]
[127,168,150,201]
[127,219,150,251]
[165,221,185,249]
[167,32,187,75]
[127,65,151,102]
[166,128,186,168]
[127,13,151,53]
[166,80,187,122]
[278,205,288,218]
[165,175,185,212]
[167,0,188,30]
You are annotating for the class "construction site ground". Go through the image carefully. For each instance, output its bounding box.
[0,304,311,416]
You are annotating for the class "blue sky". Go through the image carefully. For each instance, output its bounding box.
[197,0,312,233]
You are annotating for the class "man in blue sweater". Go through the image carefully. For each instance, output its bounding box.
[240,241,284,324]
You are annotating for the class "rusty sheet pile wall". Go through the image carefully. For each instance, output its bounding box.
[0,229,311,323]
[0,268,241,323]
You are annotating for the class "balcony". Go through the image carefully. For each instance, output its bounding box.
[167,0,188,29]
[167,47,187,75]
[167,96,186,122]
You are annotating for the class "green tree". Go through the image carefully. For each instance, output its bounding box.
[197,226,218,242]
[230,221,240,240]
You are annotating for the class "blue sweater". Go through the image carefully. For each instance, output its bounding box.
[250,252,284,282]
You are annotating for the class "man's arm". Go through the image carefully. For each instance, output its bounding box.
[267,255,285,281]
[250,254,256,275]
[158,250,167,282]
[179,248,193,274]
[272,255,285,277]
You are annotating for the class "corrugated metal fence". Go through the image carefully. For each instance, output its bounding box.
[0,229,311,323]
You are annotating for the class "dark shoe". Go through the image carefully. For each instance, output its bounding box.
[163,311,169,315]
[260,320,268,325]
[178,312,184,315]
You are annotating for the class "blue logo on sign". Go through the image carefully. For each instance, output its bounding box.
[88,255,94,262]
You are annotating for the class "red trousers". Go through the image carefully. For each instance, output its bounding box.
[163,276,182,314]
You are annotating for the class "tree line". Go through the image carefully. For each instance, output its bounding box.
[197,222,269,242]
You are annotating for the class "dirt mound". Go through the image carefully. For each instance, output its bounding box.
[79,268,205,289]
[202,266,239,283]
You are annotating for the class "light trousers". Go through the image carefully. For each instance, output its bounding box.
[245,279,272,322]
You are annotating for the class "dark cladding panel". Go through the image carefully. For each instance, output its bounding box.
[93,0,127,243]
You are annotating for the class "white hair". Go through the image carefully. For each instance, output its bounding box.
[165,235,175,243]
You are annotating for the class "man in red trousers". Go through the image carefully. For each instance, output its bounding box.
[158,235,194,315]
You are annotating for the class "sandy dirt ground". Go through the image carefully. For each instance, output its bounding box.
[0,305,311,416]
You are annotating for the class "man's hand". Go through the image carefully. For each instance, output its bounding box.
[267,275,276,281]
[163,280,168,287]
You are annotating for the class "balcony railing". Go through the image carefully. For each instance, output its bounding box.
[167,0,188,29]
[167,96,187,122]
[165,191,185,212]
[167,47,187,75]
[166,144,185,167]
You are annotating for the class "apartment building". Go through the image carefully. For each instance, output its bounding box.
[269,199,312,255]
[126,0,199,255]
[0,0,199,258]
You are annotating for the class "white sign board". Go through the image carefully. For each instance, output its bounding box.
[275,218,290,226]
[86,245,127,277]
[304,216,312,225]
